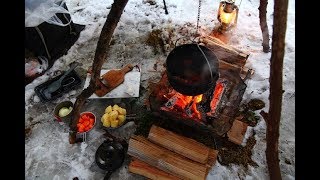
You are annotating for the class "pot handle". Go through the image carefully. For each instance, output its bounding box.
[103,170,113,180]
[174,36,201,48]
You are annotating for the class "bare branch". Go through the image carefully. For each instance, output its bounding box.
[69,0,129,144]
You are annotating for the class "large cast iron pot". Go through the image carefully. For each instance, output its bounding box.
[166,44,219,96]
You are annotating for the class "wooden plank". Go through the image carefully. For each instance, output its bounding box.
[227,119,248,145]
[200,36,249,68]
[148,125,210,164]
[129,158,181,180]
[128,135,209,180]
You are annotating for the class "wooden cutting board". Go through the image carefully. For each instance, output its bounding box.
[83,64,141,99]
[94,64,134,97]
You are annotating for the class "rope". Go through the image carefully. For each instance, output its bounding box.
[35,26,51,60]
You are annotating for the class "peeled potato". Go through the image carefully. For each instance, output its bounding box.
[103,118,111,127]
[109,110,118,121]
[112,104,120,111]
[110,120,119,128]
[105,105,112,114]
[118,115,126,124]
[118,108,126,115]
[101,113,109,122]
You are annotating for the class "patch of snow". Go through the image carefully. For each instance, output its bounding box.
[25,0,295,179]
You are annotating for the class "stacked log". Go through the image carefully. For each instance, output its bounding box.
[128,125,218,180]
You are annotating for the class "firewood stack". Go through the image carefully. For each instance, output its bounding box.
[128,125,219,180]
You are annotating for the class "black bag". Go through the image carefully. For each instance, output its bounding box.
[25,3,85,68]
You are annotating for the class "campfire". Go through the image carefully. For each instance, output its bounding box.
[160,79,227,122]
[162,90,203,120]
[148,36,251,137]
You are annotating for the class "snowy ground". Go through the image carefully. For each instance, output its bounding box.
[25,0,295,179]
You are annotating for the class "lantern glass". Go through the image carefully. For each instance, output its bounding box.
[217,1,238,30]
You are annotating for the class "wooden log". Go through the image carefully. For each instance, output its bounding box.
[148,125,210,164]
[227,119,248,145]
[128,135,209,180]
[207,149,219,168]
[219,60,254,80]
[200,36,249,68]
[129,158,181,180]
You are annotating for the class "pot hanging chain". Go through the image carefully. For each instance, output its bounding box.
[196,0,202,37]
[195,0,214,82]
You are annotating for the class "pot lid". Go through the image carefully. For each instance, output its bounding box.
[95,140,125,171]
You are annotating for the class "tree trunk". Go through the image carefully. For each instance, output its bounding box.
[259,0,270,53]
[68,0,129,144]
[266,0,288,179]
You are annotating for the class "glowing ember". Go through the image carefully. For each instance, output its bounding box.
[163,90,203,120]
[208,81,226,116]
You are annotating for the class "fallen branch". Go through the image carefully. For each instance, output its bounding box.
[69,0,129,144]
[260,110,269,122]
[163,0,168,14]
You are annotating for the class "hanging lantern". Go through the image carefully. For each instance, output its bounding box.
[217,0,239,31]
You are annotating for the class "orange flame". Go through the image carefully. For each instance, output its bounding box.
[164,91,203,119]
[192,94,203,119]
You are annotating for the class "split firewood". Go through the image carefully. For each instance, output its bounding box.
[200,36,249,68]
[227,119,248,145]
[148,125,218,164]
[128,135,209,180]
[129,158,181,180]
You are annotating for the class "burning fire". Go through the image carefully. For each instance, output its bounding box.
[162,81,226,121]
[207,80,226,117]
[163,90,203,120]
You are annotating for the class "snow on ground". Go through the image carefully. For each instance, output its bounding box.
[25,0,295,179]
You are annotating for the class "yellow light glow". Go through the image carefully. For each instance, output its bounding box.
[219,7,237,25]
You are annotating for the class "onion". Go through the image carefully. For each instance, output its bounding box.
[59,107,72,117]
